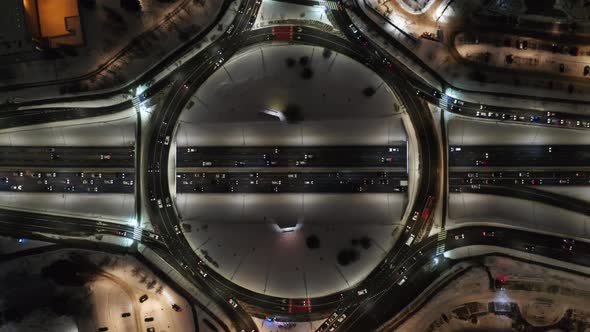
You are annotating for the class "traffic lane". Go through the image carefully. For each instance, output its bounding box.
[177,146,407,167]
[436,96,590,129]
[0,146,135,167]
[0,102,131,130]
[0,208,166,249]
[446,226,590,267]
[450,170,590,186]
[0,171,134,193]
[454,184,590,215]
[449,145,590,167]
[177,171,408,193]
[331,238,439,332]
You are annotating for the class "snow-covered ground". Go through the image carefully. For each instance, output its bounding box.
[177,193,406,298]
[176,44,405,147]
[0,193,135,226]
[0,248,194,332]
[0,109,136,147]
[447,193,590,241]
[392,255,590,331]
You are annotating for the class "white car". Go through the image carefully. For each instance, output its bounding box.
[397,276,407,286]
[228,298,238,308]
[412,211,420,221]
[198,269,207,278]
[454,234,465,240]
[337,314,347,323]
[357,289,368,296]
[11,185,22,191]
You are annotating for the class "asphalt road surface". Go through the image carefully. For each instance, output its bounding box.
[0,171,134,193]
[177,171,408,193]
[177,146,407,168]
[0,146,135,167]
[449,145,590,167]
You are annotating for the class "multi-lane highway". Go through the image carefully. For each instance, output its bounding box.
[177,171,408,193]
[0,171,134,193]
[449,145,590,167]
[177,146,407,168]
[0,146,135,167]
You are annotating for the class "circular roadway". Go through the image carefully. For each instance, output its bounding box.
[174,44,408,298]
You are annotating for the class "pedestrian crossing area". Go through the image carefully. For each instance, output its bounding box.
[318,0,338,10]
[435,228,447,255]
[132,225,143,241]
[132,96,141,113]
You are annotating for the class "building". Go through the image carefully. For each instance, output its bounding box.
[23,0,84,49]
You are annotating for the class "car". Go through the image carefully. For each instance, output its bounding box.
[237,4,245,13]
[328,313,339,323]
[475,160,488,166]
[121,312,131,318]
[172,304,182,312]
[412,211,420,221]
[0,177,7,183]
[226,24,235,34]
[144,317,154,322]
[100,154,112,160]
[32,172,42,178]
[11,185,22,191]
[482,231,495,237]
[13,171,23,177]
[50,153,60,160]
[202,161,213,166]
[248,16,255,25]
[525,245,535,252]
[89,187,99,192]
[348,23,358,34]
[337,314,347,323]
[165,197,171,208]
[139,294,148,303]
[454,234,465,240]
[46,172,57,177]
[453,99,464,106]
[174,224,181,234]
[104,179,114,184]
[397,276,407,285]
[529,115,540,122]
[357,288,368,296]
[198,269,207,278]
[229,298,239,308]
[187,148,197,153]
[123,180,134,186]
[304,180,314,185]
